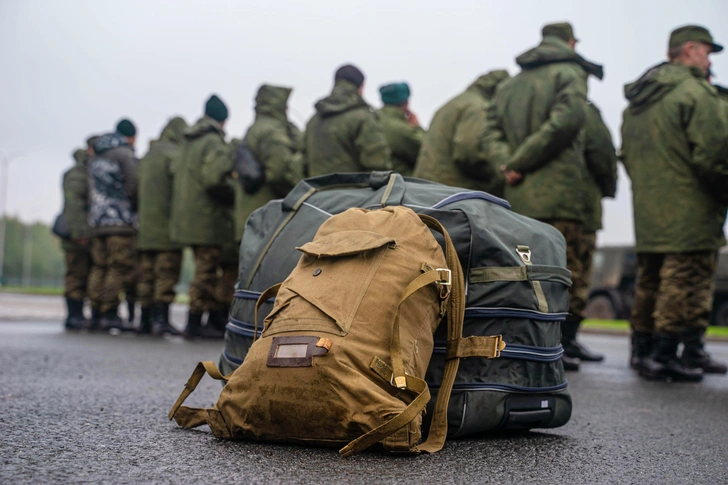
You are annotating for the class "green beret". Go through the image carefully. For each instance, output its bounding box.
[542,22,577,43]
[205,94,229,122]
[116,119,136,137]
[669,25,723,53]
[379,83,411,105]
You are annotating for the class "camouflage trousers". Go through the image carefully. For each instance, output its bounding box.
[217,260,238,310]
[575,232,597,317]
[631,251,717,335]
[64,249,92,301]
[88,235,138,312]
[137,250,183,307]
[190,245,229,315]
[541,220,585,319]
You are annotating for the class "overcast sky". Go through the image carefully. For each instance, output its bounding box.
[1,0,726,246]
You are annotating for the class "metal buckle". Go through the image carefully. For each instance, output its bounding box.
[516,246,532,264]
[390,374,408,389]
[492,336,505,358]
[436,268,452,286]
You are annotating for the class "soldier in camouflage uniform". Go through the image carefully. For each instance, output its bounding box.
[304,64,392,176]
[136,117,188,336]
[170,95,234,339]
[622,26,728,381]
[60,139,97,329]
[577,101,618,340]
[414,70,509,196]
[87,120,139,330]
[483,23,604,371]
[377,82,424,177]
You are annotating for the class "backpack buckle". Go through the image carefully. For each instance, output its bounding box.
[391,374,408,389]
[436,269,452,286]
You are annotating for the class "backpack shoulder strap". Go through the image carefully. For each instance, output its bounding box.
[168,361,231,429]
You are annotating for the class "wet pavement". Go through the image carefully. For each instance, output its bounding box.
[1,317,727,484]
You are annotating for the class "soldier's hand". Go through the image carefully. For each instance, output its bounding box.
[500,165,523,186]
[405,110,421,128]
[76,238,88,246]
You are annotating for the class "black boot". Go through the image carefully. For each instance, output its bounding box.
[562,318,605,362]
[89,307,102,331]
[640,334,703,382]
[152,303,182,337]
[127,300,136,326]
[561,355,580,372]
[630,330,654,371]
[100,308,123,331]
[64,298,87,330]
[183,312,203,340]
[682,329,727,375]
[137,306,153,335]
[198,310,227,339]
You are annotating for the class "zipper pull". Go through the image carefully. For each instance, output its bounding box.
[516,245,532,265]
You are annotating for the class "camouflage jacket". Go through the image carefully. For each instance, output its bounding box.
[138,117,187,251]
[483,37,601,222]
[621,62,728,252]
[170,116,234,247]
[582,102,618,233]
[304,80,392,176]
[413,70,509,196]
[62,149,91,251]
[88,133,138,236]
[377,105,424,177]
[234,85,305,241]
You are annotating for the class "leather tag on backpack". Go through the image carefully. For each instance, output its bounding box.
[267,336,332,367]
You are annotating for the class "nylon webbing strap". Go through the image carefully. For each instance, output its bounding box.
[380,173,398,207]
[339,357,430,457]
[254,283,282,341]
[168,361,231,428]
[445,335,505,359]
[469,266,527,283]
[415,215,466,454]
[517,246,549,313]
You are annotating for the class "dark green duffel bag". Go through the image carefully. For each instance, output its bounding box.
[221,172,572,436]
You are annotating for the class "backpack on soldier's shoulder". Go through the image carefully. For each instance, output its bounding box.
[169,206,505,455]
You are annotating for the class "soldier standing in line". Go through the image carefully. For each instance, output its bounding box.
[87,119,139,330]
[304,64,392,176]
[377,82,424,177]
[136,116,187,336]
[577,101,618,354]
[413,70,509,196]
[170,95,235,339]
[60,136,98,329]
[622,25,728,381]
[482,22,605,371]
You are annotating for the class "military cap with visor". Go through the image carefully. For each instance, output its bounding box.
[542,22,578,43]
[669,25,723,53]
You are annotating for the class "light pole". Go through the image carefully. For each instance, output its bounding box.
[0,151,24,287]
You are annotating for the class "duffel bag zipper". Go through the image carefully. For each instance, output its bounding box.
[430,381,568,393]
[433,343,564,362]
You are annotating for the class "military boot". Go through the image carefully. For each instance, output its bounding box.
[64,298,87,330]
[198,310,227,339]
[630,330,654,371]
[127,300,137,327]
[183,312,204,340]
[137,306,153,335]
[561,355,580,372]
[99,308,124,331]
[89,307,102,331]
[562,318,605,362]
[681,329,727,375]
[152,303,182,337]
[639,334,703,382]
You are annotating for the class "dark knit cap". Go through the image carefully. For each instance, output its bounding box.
[116,119,136,137]
[379,83,411,105]
[334,64,365,88]
[205,94,229,122]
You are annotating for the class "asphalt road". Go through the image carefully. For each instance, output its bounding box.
[2,319,728,484]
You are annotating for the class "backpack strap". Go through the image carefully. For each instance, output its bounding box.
[339,214,469,457]
[254,283,282,341]
[168,361,231,429]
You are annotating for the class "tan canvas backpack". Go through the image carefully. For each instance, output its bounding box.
[169,206,505,456]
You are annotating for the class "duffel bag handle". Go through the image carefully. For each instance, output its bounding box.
[282,172,405,211]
